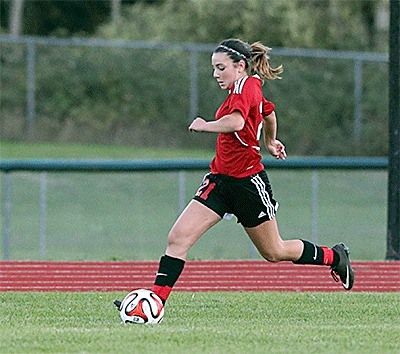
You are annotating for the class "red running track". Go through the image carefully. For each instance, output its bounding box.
[0,261,399,292]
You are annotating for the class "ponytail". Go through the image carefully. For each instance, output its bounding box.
[250,41,283,81]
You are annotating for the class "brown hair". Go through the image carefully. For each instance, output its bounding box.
[214,39,283,81]
[250,41,283,80]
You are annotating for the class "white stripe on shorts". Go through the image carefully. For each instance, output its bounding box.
[250,174,275,219]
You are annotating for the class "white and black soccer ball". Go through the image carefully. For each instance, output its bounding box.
[117,289,164,324]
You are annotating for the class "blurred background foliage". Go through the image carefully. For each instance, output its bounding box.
[0,0,390,156]
[1,0,387,51]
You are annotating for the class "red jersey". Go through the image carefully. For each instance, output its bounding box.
[210,76,275,178]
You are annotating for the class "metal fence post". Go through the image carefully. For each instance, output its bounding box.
[27,40,36,136]
[353,59,363,145]
[311,170,319,244]
[189,50,198,122]
[39,172,47,259]
[3,173,12,260]
[178,171,186,214]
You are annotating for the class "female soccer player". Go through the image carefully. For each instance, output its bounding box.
[150,39,354,306]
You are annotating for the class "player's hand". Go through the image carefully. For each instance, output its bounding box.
[189,117,207,132]
[267,139,287,160]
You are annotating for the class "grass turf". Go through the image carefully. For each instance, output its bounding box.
[0,292,399,353]
[0,141,215,159]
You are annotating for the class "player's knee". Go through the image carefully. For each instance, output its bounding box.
[167,231,180,248]
[167,229,189,251]
[261,252,281,263]
[259,247,284,263]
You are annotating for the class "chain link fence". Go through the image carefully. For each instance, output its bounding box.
[0,35,389,155]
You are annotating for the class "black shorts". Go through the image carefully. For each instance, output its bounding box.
[193,170,279,228]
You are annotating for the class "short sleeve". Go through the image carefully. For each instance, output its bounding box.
[227,77,259,119]
[263,97,275,116]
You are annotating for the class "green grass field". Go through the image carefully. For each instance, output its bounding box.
[0,141,215,159]
[0,141,388,261]
[0,292,399,353]
[0,142,397,354]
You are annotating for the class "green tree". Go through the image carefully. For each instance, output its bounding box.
[98,0,388,52]
[0,0,161,36]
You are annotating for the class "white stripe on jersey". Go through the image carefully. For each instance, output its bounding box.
[250,174,275,219]
[234,132,248,147]
[234,132,261,151]
[233,77,247,94]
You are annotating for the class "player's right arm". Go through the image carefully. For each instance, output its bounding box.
[189,111,245,133]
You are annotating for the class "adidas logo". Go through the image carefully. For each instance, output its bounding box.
[258,211,267,218]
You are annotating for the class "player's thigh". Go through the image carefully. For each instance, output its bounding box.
[168,199,221,248]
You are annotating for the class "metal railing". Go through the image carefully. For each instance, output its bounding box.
[0,157,387,260]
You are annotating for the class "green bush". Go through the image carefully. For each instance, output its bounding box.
[0,0,389,155]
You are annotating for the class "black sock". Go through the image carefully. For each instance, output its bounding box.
[293,240,337,266]
[154,254,185,286]
[152,254,185,303]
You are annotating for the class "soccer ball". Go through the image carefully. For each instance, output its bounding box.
[118,289,164,324]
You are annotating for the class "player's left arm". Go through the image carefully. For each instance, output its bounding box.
[189,111,245,133]
[263,111,287,160]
